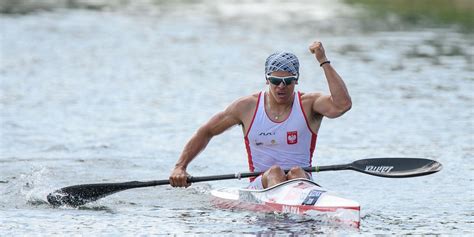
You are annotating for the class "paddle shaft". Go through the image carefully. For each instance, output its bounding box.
[48,165,347,197]
[191,165,351,181]
[47,158,442,207]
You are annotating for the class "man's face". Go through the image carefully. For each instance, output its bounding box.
[266,71,298,103]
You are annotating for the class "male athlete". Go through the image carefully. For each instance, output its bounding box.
[169,41,352,189]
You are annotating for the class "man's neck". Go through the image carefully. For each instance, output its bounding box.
[266,91,295,111]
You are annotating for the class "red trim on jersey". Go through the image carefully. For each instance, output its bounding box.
[298,92,318,165]
[297,92,317,135]
[309,133,317,165]
[244,92,262,137]
[244,136,255,173]
[244,92,261,180]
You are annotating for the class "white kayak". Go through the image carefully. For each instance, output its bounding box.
[210,178,360,227]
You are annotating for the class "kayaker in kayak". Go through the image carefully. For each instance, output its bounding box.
[170,41,351,189]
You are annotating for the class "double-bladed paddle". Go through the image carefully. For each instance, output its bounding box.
[47,157,442,207]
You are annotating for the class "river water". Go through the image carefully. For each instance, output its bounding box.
[1,0,473,235]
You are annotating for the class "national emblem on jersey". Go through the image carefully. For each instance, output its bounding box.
[287,131,298,145]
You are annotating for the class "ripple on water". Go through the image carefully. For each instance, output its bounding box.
[1,0,473,235]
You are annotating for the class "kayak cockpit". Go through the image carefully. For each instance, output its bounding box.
[211,178,360,227]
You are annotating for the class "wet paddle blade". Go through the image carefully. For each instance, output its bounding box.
[47,181,162,207]
[350,158,443,178]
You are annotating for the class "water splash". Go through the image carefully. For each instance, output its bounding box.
[1,167,53,208]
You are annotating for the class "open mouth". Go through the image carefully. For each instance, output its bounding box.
[276,91,287,99]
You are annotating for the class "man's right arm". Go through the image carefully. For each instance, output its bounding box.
[169,100,244,187]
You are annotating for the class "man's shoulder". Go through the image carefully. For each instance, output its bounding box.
[222,92,260,123]
[227,92,260,113]
[233,92,260,106]
[299,91,325,102]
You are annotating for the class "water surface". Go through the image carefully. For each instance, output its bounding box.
[1,0,473,235]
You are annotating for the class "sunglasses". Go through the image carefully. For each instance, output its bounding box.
[266,75,298,86]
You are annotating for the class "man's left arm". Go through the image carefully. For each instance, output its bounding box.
[309,41,352,118]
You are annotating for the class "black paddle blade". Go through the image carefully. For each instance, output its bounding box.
[47,181,145,207]
[351,158,442,178]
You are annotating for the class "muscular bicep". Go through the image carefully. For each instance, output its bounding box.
[312,94,350,118]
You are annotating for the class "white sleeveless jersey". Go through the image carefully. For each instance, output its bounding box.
[244,91,317,173]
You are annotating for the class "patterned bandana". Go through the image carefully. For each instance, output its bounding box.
[264,52,299,76]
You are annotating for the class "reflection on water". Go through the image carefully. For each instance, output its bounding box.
[345,0,474,31]
[2,0,472,31]
[1,0,473,235]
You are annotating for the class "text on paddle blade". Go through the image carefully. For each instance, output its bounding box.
[365,166,394,173]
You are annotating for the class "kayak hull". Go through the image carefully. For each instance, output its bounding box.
[210,178,360,227]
